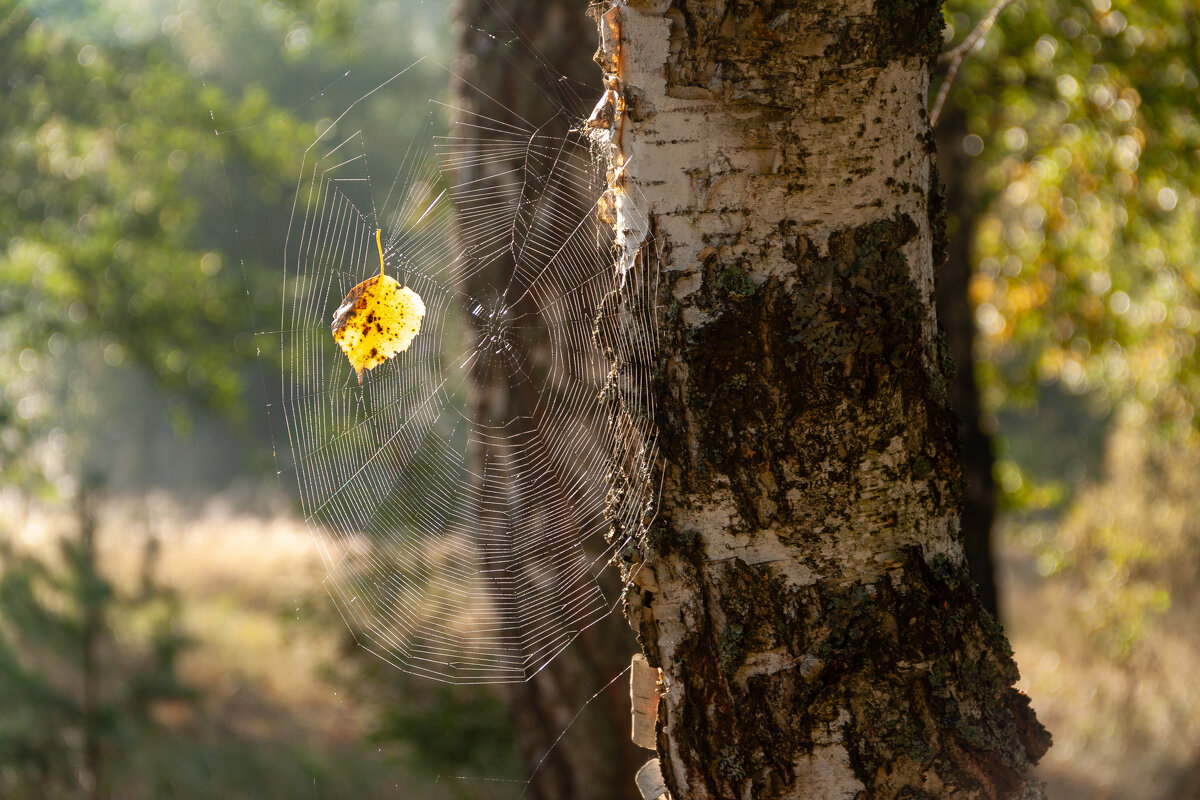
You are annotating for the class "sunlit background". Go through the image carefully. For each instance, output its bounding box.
[1,0,1198,797]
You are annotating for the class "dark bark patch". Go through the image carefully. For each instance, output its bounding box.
[787,212,923,386]
[929,166,949,273]
[873,0,945,64]
[645,521,702,556]
[798,548,1049,796]
[655,556,810,793]
[656,212,960,529]
[717,624,747,672]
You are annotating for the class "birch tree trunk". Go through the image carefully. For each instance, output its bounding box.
[592,1,1052,798]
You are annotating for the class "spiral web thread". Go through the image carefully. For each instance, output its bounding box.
[278,59,657,684]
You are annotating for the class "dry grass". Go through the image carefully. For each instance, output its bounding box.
[1002,424,1200,800]
[0,488,493,799]
[1004,549,1200,800]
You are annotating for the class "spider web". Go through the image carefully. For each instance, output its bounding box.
[279,57,657,684]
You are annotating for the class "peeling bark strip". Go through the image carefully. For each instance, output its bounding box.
[590,1,1051,798]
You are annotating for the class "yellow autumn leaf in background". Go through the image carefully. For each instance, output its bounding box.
[332,230,425,384]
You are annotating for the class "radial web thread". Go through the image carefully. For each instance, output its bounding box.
[280,61,657,684]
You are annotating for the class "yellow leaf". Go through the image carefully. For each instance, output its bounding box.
[331,230,425,384]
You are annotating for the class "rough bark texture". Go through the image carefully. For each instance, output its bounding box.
[934,103,999,618]
[454,3,640,799]
[592,1,1051,798]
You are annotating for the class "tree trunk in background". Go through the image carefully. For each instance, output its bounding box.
[594,1,1051,798]
[1166,748,1200,800]
[78,487,103,800]
[453,3,640,799]
[934,104,999,617]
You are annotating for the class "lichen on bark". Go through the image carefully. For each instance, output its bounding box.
[593,0,1051,798]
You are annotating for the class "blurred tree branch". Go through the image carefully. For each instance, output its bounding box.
[931,0,1016,127]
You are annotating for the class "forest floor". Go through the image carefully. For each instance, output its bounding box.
[1002,532,1200,800]
[2,490,523,800]
[5,487,1197,799]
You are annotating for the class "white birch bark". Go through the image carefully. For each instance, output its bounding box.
[591,1,1051,798]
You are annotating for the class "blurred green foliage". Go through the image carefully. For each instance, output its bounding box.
[374,682,520,785]
[948,0,1199,442]
[0,0,449,493]
[0,0,309,490]
[0,489,194,798]
[1016,422,1176,659]
[0,2,298,404]
[944,0,1199,653]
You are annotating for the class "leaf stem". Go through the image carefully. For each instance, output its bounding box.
[376,228,385,277]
